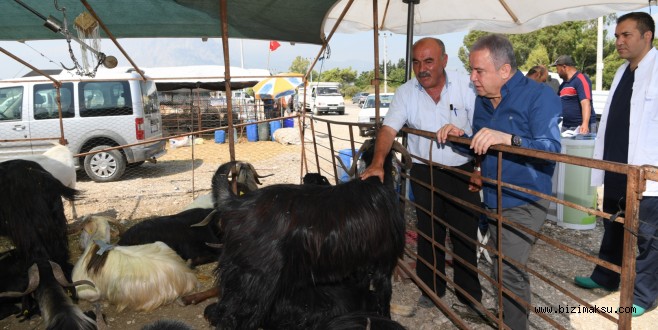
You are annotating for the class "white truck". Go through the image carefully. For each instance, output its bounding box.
[299,82,345,115]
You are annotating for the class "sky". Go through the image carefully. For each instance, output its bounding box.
[0,31,469,80]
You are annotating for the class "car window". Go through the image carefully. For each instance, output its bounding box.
[380,94,394,108]
[33,83,74,120]
[141,81,159,115]
[0,86,23,121]
[364,97,375,108]
[317,87,341,96]
[363,95,394,108]
[79,81,133,117]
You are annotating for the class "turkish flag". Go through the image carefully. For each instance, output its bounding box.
[269,40,281,52]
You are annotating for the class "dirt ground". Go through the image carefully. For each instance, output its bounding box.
[1,137,655,329]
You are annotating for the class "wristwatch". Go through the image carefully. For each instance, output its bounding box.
[511,134,522,147]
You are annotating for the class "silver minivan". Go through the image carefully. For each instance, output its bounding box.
[0,69,166,182]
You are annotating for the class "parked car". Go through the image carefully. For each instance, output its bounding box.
[0,69,167,182]
[351,92,369,104]
[357,93,394,137]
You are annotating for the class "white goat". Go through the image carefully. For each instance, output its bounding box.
[2,143,78,218]
[72,216,198,312]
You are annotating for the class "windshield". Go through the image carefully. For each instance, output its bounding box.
[317,87,341,96]
[364,94,394,108]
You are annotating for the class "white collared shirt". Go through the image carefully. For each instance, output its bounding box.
[383,71,476,166]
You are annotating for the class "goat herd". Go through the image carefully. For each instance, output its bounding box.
[0,139,412,330]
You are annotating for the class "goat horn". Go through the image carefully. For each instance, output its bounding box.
[205,242,224,249]
[334,155,350,176]
[191,209,217,227]
[391,140,412,170]
[242,162,274,181]
[0,252,10,262]
[49,261,96,288]
[347,139,375,177]
[0,263,40,298]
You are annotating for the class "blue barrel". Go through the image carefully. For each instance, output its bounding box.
[214,130,226,144]
[269,120,282,141]
[258,122,270,141]
[337,149,355,183]
[246,121,258,142]
[283,118,295,128]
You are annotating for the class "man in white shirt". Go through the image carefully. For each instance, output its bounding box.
[575,11,658,317]
[360,37,482,313]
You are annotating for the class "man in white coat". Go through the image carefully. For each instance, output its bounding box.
[574,12,658,317]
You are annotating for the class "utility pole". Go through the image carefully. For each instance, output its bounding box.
[381,32,390,93]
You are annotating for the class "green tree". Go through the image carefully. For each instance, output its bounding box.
[289,56,319,81]
[522,44,550,71]
[316,67,357,85]
[355,70,375,91]
[289,56,309,74]
[457,17,623,87]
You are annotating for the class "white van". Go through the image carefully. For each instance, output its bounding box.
[357,93,394,137]
[300,82,345,115]
[0,69,166,182]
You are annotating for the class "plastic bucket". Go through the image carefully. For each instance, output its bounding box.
[283,118,295,128]
[246,121,258,142]
[258,122,270,141]
[269,121,282,141]
[336,149,355,183]
[214,130,226,144]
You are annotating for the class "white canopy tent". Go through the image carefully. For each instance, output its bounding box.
[325,0,652,35]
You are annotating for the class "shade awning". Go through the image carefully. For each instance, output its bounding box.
[0,0,338,45]
[143,65,271,91]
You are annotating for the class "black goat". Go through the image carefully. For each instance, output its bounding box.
[117,208,220,267]
[0,160,77,271]
[207,139,411,329]
[0,259,96,330]
[141,319,194,330]
[302,172,331,185]
[314,312,406,330]
[0,160,79,322]
[119,162,269,267]
[0,250,26,320]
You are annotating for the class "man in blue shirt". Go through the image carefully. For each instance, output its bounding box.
[552,55,597,134]
[438,34,561,330]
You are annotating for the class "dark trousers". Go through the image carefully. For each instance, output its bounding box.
[411,163,482,304]
[489,200,549,330]
[591,196,658,309]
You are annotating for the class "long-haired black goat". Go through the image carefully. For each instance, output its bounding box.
[207,139,411,329]
[0,160,77,269]
[118,162,269,267]
[0,160,78,322]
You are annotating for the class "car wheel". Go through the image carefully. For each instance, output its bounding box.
[83,145,126,182]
